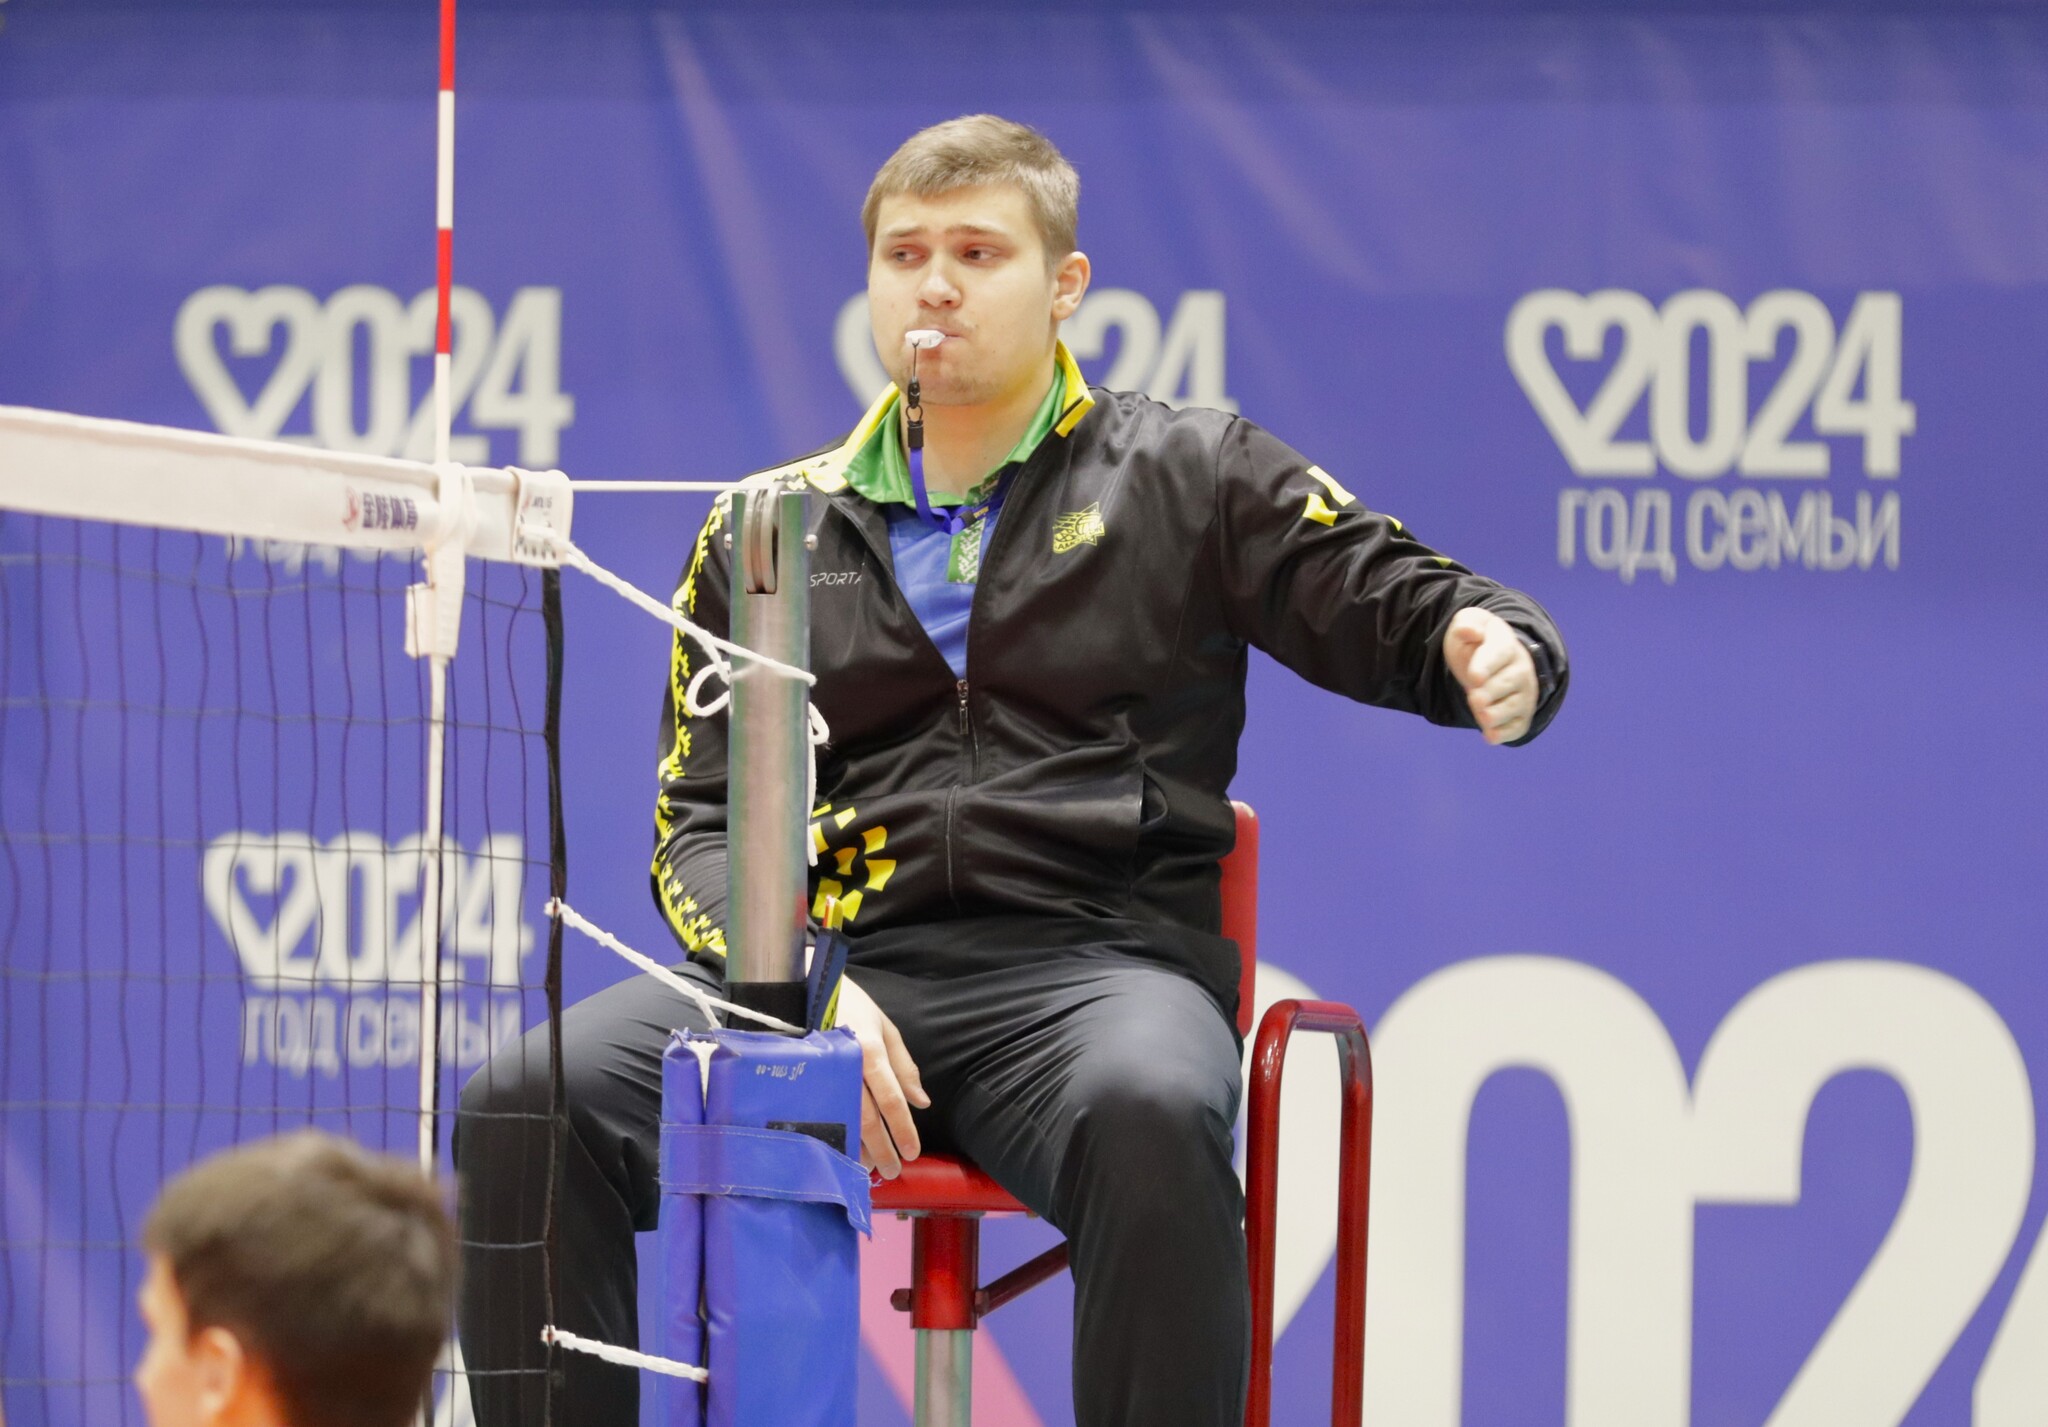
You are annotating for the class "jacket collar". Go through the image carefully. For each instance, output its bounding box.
[769,341,1094,496]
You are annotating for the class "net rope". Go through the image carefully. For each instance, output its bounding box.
[538,529,812,687]
[527,519,833,867]
[541,1326,708,1382]
[546,900,802,1036]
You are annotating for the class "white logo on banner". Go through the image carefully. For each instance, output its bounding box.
[835,289,1237,413]
[1362,955,2046,1424]
[1506,290,1911,583]
[175,284,576,465]
[203,831,534,1076]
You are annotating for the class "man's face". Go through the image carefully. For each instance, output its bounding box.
[133,1257,239,1427]
[867,183,1086,407]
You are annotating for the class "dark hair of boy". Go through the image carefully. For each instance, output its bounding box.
[143,1130,458,1427]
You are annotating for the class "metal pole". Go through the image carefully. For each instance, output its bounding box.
[914,1331,974,1427]
[725,482,811,1030]
[907,1214,980,1426]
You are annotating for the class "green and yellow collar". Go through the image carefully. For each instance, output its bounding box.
[755,341,1093,497]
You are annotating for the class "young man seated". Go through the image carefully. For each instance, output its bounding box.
[134,1130,457,1427]
[459,113,1567,1427]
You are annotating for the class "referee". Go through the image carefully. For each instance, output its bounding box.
[458,114,1567,1427]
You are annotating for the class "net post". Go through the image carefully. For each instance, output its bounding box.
[725,482,810,1030]
[407,464,476,1172]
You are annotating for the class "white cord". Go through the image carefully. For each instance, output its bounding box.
[547,899,804,1035]
[521,520,833,866]
[523,526,815,687]
[542,1326,708,1382]
[684,659,731,718]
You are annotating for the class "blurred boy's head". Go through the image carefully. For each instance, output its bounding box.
[134,1130,457,1427]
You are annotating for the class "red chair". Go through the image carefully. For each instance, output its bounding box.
[873,802,1375,1426]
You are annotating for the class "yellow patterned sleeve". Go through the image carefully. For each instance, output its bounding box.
[651,499,732,959]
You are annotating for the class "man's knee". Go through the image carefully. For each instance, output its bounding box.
[1048,1079,1239,1256]
[458,973,697,1190]
[1061,1058,1237,1197]
[456,1029,545,1160]
[1092,1059,1231,1136]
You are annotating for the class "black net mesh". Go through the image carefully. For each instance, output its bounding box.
[0,513,562,1425]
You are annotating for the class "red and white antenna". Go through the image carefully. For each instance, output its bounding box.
[415,0,460,1175]
[433,0,457,466]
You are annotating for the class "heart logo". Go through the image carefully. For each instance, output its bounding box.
[174,285,325,441]
[1504,288,1660,477]
[200,833,325,985]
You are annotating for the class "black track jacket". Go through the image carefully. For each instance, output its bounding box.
[653,376,1568,1015]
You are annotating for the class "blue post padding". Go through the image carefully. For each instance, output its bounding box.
[661,1125,872,1232]
[654,1040,707,1427]
[658,1027,866,1427]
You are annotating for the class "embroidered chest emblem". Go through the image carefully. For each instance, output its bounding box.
[1052,502,1105,554]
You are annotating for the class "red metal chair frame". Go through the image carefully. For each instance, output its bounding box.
[873,802,1374,1426]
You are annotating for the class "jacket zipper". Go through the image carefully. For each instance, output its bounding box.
[956,678,976,778]
[824,486,1015,917]
[941,445,1041,916]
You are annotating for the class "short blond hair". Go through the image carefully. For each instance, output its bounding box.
[862,115,1079,263]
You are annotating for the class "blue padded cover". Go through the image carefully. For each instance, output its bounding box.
[661,1124,871,1231]
[654,1036,707,1427]
[658,1027,866,1427]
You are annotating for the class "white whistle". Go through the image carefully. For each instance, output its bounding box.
[904,329,947,350]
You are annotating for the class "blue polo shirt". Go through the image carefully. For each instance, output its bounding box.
[841,362,1070,678]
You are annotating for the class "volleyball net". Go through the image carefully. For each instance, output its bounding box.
[0,406,573,1426]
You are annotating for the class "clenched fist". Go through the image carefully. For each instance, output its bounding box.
[1443,607,1539,745]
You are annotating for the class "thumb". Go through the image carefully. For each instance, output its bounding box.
[1445,621,1484,671]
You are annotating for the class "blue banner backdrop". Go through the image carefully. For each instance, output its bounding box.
[5,3,2048,1423]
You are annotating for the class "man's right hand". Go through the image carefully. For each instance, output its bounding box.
[834,973,930,1178]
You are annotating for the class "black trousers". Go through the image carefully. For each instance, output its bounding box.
[455,932,1249,1427]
